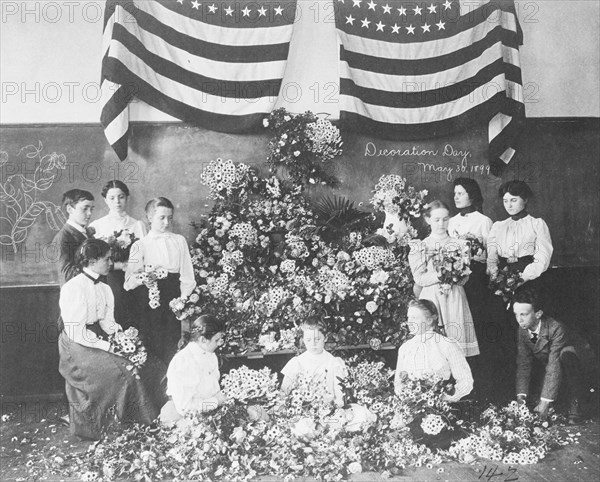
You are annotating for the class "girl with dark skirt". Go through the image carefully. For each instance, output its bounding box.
[58,239,166,440]
[125,197,196,365]
[447,178,494,397]
[487,180,553,401]
[89,180,146,329]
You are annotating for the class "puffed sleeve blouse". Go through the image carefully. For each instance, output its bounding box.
[59,269,119,351]
[394,331,474,403]
[124,231,196,298]
[447,211,493,263]
[166,342,220,414]
[487,215,553,281]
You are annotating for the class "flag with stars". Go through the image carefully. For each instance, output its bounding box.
[101,0,297,160]
[335,0,524,174]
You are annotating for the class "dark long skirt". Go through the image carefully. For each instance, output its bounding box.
[58,332,167,440]
[106,270,137,329]
[131,273,182,366]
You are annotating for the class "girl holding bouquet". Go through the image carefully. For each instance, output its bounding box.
[487,181,553,293]
[89,180,146,328]
[160,314,229,424]
[125,197,196,365]
[409,200,479,357]
[486,181,553,400]
[58,238,166,439]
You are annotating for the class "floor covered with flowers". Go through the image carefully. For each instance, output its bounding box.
[1,362,598,482]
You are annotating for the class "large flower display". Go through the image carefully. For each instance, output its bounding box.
[173,152,426,355]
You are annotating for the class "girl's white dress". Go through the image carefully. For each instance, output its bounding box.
[409,235,480,357]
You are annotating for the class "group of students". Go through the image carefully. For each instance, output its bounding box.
[51,177,585,440]
[407,178,585,424]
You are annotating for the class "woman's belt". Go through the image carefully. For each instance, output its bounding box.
[498,255,534,271]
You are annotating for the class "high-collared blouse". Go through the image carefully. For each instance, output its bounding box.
[166,342,220,415]
[59,268,119,351]
[89,213,147,240]
[448,211,493,263]
[124,231,196,298]
[394,331,474,403]
[487,215,553,281]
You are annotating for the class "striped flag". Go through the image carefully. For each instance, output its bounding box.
[335,0,525,174]
[101,0,297,160]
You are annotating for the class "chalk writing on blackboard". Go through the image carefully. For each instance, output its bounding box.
[0,142,66,253]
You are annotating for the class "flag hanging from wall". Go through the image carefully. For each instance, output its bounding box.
[101,0,297,160]
[335,0,525,175]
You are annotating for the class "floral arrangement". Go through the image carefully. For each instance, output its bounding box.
[264,108,343,187]
[458,233,485,260]
[489,264,524,305]
[180,160,421,355]
[97,229,137,263]
[108,327,147,378]
[135,265,168,309]
[449,401,564,465]
[430,242,472,295]
[199,158,254,200]
[370,174,428,221]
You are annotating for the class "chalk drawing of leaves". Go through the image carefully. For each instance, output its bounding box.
[0,142,68,252]
[44,204,66,232]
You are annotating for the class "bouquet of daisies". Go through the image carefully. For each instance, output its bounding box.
[135,265,168,309]
[221,366,279,405]
[108,327,147,378]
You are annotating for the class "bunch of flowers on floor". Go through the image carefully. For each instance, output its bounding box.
[71,362,579,482]
[449,401,564,465]
[108,327,147,378]
[264,108,343,187]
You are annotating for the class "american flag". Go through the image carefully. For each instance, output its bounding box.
[335,0,524,173]
[101,0,297,160]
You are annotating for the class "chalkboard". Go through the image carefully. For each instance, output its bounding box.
[1,118,598,286]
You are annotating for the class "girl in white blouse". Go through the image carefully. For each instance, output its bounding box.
[160,315,228,424]
[281,317,348,407]
[487,181,553,286]
[89,180,146,328]
[59,239,165,439]
[395,299,474,403]
[125,197,196,364]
